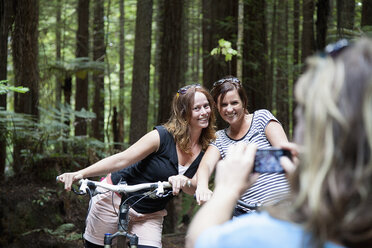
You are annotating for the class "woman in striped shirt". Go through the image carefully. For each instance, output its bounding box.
[194,76,290,215]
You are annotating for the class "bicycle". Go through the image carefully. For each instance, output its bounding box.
[61,177,172,248]
[60,178,260,247]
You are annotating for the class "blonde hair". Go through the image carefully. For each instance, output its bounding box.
[278,38,372,247]
[163,85,216,154]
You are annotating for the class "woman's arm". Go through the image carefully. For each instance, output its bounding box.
[195,145,221,205]
[265,120,289,147]
[169,146,221,197]
[58,130,160,190]
[186,143,258,248]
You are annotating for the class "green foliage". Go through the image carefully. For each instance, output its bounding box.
[0,80,29,95]
[49,57,105,79]
[0,104,111,175]
[361,25,372,37]
[32,187,56,206]
[22,223,80,241]
[210,39,238,62]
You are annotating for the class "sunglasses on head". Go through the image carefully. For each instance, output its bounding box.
[322,39,349,58]
[213,77,241,88]
[177,83,201,95]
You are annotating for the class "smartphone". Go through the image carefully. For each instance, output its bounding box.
[253,148,292,173]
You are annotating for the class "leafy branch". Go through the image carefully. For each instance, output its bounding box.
[0,80,29,95]
[210,39,238,62]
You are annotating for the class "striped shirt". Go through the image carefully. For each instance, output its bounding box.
[211,109,290,212]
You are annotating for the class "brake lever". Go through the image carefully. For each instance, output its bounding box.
[156,181,165,196]
[72,185,86,195]
[71,179,98,196]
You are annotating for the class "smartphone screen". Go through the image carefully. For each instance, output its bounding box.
[253,148,292,173]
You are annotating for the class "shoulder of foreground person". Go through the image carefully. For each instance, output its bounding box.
[194,211,346,248]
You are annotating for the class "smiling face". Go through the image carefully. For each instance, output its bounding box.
[217,89,245,125]
[189,91,211,130]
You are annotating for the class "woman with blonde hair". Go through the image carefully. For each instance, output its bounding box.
[187,38,372,248]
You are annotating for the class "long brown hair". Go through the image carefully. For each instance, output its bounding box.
[163,85,216,154]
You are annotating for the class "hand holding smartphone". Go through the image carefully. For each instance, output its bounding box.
[253,148,292,173]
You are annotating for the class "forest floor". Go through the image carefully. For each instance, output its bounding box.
[0,173,187,248]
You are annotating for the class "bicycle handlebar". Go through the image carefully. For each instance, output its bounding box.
[77,179,172,197]
[56,177,260,210]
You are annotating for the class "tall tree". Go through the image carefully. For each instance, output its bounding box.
[152,0,163,132]
[0,0,13,176]
[337,0,355,38]
[301,0,315,66]
[316,0,330,50]
[156,0,185,235]
[275,0,289,134]
[202,0,238,91]
[12,0,40,173]
[292,0,300,138]
[362,0,372,27]
[75,0,89,136]
[116,0,125,148]
[189,0,202,82]
[62,75,72,153]
[202,0,238,130]
[55,0,62,108]
[268,0,277,112]
[129,0,153,144]
[92,0,105,141]
[157,0,184,125]
[180,0,188,86]
[243,0,268,112]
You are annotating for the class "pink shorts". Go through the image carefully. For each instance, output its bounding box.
[83,176,167,247]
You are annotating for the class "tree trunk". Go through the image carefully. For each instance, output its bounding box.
[237,0,243,80]
[202,0,238,130]
[12,0,40,118]
[55,0,62,108]
[301,0,315,66]
[0,0,13,177]
[112,106,119,149]
[190,0,197,82]
[292,0,300,139]
[152,0,163,134]
[157,0,184,125]
[362,0,372,27]
[117,0,125,149]
[316,0,330,50]
[92,0,105,141]
[54,0,64,154]
[180,0,188,87]
[195,0,201,83]
[129,0,153,144]
[75,0,89,136]
[62,76,72,153]
[337,0,355,38]
[268,0,277,112]
[275,0,289,134]
[202,0,238,91]
[12,0,40,174]
[243,0,268,112]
